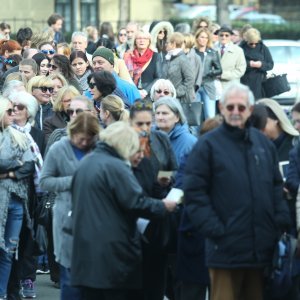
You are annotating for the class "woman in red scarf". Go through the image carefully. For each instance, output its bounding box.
[124,31,162,99]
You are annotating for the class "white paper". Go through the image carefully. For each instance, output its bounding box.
[157,170,173,179]
[137,218,150,234]
[166,188,184,204]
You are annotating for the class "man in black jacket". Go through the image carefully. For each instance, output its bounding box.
[183,83,290,300]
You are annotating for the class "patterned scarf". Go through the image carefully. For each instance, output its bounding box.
[125,48,154,85]
[12,123,44,194]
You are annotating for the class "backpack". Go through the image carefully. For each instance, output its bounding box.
[269,233,297,298]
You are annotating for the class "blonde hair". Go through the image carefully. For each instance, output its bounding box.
[57,42,71,58]
[0,97,29,150]
[100,121,139,160]
[195,28,213,49]
[4,72,27,88]
[134,30,152,49]
[67,111,100,138]
[27,75,54,94]
[183,33,195,50]
[169,32,184,48]
[53,85,80,112]
[192,17,212,33]
[31,28,55,49]
[244,28,261,43]
[101,95,129,122]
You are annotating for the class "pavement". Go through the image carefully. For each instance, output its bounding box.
[34,275,60,300]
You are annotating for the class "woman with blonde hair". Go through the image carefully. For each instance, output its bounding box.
[124,30,162,99]
[43,85,80,142]
[240,28,274,100]
[0,97,35,300]
[57,43,71,59]
[100,95,129,127]
[40,112,100,300]
[194,27,222,119]
[48,72,68,103]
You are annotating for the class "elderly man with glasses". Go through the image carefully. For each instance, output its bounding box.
[183,83,290,300]
[215,26,246,90]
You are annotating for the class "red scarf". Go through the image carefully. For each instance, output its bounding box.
[129,48,153,85]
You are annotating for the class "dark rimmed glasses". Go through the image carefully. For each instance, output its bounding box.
[155,89,170,96]
[6,108,14,116]
[41,49,55,55]
[13,104,26,111]
[66,108,88,117]
[219,33,231,37]
[225,104,247,113]
[34,86,54,94]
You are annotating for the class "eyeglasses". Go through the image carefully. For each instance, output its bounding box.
[197,25,208,28]
[119,33,126,37]
[248,43,258,46]
[34,86,54,93]
[88,82,97,89]
[13,104,26,111]
[219,34,230,37]
[136,121,152,127]
[6,108,14,116]
[48,64,58,70]
[132,100,153,111]
[155,89,170,96]
[225,104,247,113]
[41,49,55,55]
[4,59,17,66]
[66,108,87,116]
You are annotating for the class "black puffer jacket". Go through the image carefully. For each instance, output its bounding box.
[183,122,290,268]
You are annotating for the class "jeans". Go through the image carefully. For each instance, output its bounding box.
[60,264,83,300]
[197,87,216,119]
[0,196,23,298]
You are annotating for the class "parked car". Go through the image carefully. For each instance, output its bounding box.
[264,39,300,105]
[238,11,287,24]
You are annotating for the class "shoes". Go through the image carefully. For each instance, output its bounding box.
[53,281,60,289]
[20,280,36,299]
[36,264,50,275]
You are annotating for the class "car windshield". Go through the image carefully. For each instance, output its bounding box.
[269,45,300,64]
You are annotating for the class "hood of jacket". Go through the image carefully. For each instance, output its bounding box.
[149,21,174,50]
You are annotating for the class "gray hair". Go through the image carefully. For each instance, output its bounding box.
[2,80,25,97]
[150,79,177,101]
[220,82,255,106]
[154,96,186,124]
[71,31,88,42]
[174,23,191,34]
[8,91,38,123]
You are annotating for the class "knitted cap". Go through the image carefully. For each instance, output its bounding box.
[92,47,114,65]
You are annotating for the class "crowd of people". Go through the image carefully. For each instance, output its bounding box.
[0,11,299,300]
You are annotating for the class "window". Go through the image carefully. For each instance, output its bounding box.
[55,0,72,32]
[81,0,98,29]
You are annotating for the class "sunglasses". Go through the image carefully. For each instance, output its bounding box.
[248,43,258,46]
[220,34,230,37]
[41,49,55,55]
[136,121,152,127]
[159,30,166,34]
[88,82,97,89]
[225,104,247,113]
[34,86,54,93]
[4,59,17,66]
[66,108,86,116]
[155,89,170,96]
[13,104,26,111]
[6,108,14,116]
[49,64,58,70]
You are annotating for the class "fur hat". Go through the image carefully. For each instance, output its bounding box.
[258,98,299,137]
[92,47,114,66]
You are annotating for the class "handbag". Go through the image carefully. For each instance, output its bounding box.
[32,224,48,255]
[35,193,53,227]
[263,74,290,98]
[181,101,203,126]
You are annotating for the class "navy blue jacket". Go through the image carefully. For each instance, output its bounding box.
[183,122,290,268]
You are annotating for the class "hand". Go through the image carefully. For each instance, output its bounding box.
[162,199,177,212]
[139,89,148,99]
[157,177,171,187]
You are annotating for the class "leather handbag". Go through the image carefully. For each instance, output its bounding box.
[263,74,290,98]
[181,101,203,126]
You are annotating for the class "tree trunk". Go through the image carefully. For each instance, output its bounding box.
[119,0,130,29]
[216,0,230,26]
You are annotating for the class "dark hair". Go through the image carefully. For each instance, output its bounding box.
[292,102,300,114]
[265,106,278,121]
[52,54,74,81]
[16,27,33,48]
[0,22,10,31]
[95,37,115,50]
[69,50,93,72]
[47,13,63,26]
[99,22,115,42]
[249,104,268,130]
[87,71,116,98]
[129,100,153,119]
